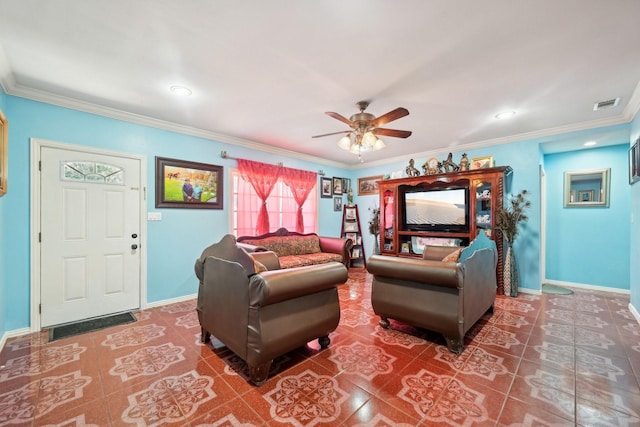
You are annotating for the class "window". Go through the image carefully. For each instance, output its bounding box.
[231,169,317,236]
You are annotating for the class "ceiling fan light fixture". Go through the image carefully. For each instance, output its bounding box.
[337,135,352,150]
[372,138,386,151]
[349,144,362,154]
[362,131,377,147]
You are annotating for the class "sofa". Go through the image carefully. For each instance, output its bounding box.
[237,227,352,269]
[195,234,348,385]
[366,231,498,354]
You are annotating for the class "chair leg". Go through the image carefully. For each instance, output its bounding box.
[444,335,463,354]
[379,317,390,329]
[318,335,331,349]
[200,327,211,344]
[249,361,272,386]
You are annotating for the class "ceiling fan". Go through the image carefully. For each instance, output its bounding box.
[312,101,412,160]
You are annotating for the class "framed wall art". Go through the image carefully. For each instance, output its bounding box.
[471,156,494,169]
[358,175,383,196]
[334,196,343,211]
[320,177,333,198]
[630,137,640,185]
[0,109,7,197]
[333,177,343,195]
[155,156,223,209]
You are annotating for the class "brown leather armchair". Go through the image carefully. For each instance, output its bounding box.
[195,235,348,385]
[366,233,498,354]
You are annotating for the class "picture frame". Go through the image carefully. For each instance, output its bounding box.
[0,109,7,197]
[320,177,333,198]
[343,221,358,232]
[401,242,411,253]
[630,138,640,185]
[342,178,351,194]
[358,175,383,195]
[333,177,343,195]
[471,155,494,170]
[345,207,357,220]
[334,196,343,212]
[345,232,357,242]
[155,156,223,209]
[351,248,361,258]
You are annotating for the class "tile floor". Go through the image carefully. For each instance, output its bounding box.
[1,268,640,426]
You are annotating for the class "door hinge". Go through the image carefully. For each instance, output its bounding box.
[39,160,42,171]
[39,304,41,314]
[39,232,41,243]
[144,187,146,200]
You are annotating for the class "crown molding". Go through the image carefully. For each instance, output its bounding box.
[623,80,640,123]
[2,81,349,169]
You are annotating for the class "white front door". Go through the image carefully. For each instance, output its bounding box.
[40,146,142,327]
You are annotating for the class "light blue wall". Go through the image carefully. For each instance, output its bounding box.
[1,94,348,333]
[544,144,630,288]
[630,115,640,314]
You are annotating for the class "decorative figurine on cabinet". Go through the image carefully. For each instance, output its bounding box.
[422,157,441,175]
[442,152,459,173]
[405,159,421,177]
[459,153,470,171]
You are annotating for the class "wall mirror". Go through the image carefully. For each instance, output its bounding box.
[564,168,610,208]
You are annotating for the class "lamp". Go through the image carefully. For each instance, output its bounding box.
[336,127,385,161]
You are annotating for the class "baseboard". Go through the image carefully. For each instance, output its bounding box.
[0,327,32,354]
[543,279,630,295]
[1,294,197,353]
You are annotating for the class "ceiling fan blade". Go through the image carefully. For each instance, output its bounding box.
[325,112,354,126]
[311,130,350,138]
[371,107,409,127]
[373,128,412,138]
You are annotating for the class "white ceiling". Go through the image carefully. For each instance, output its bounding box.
[1,0,639,167]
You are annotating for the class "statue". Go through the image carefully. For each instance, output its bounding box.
[459,153,470,171]
[347,187,354,206]
[405,159,421,177]
[442,152,459,173]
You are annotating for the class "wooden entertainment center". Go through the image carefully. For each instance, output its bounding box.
[377,166,512,290]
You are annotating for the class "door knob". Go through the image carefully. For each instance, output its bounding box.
[132,233,138,239]
[131,244,138,250]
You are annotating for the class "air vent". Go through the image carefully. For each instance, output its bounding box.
[593,97,620,111]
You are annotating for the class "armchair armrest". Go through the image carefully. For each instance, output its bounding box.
[248,262,348,306]
[366,255,461,289]
[249,251,280,271]
[319,236,351,255]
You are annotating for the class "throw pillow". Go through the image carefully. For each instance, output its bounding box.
[458,230,494,263]
[442,248,462,263]
[253,259,268,273]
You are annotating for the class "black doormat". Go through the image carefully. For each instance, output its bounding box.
[49,312,137,341]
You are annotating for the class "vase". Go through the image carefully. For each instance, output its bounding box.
[373,235,380,255]
[503,243,518,297]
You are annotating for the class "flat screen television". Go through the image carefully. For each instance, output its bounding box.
[401,187,469,232]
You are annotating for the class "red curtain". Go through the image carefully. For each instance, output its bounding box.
[237,159,281,235]
[281,167,317,233]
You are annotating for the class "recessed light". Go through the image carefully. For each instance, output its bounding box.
[170,85,192,97]
[495,111,516,120]
[584,141,597,147]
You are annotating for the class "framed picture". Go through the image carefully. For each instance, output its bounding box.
[342,178,351,194]
[401,242,411,253]
[345,207,357,220]
[351,248,361,258]
[334,196,343,211]
[630,138,640,185]
[471,156,494,169]
[0,109,7,197]
[344,221,358,232]
[155,156,223,209]
[345,232,357,242]
[320,177,333,198]
[358,175,383,195]
[333,177,343,195]
[579,190,595,202]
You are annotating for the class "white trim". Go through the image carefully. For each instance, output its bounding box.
[0,328,32,353]
[629,303,640,325]
[30,138,148,332]
[517,287,542,295]
[145,293,197,309]
[542,279,630,295]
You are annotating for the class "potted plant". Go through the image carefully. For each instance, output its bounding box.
[494,189,531,296]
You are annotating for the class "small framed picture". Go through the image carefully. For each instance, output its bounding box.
[334,196,343,211]
[471,156,494,169]
[344,221,358,232]
[352,248,361,258]
[358,175,383,195]
[579,190,595,202]
[345,207,357,220]
[630,137,640,185]
[342,178,351,193]
[401,242,411,253]
[345,232,357,242]
[321,177,333,198]
[333,177,343,195]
